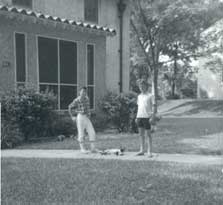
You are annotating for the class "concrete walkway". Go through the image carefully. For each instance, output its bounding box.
[1,149,223,165]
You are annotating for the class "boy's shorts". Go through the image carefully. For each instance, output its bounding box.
[136,118,151,130]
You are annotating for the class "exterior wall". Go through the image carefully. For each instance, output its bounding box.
[0,0,131,94]
[197,58,223,99]
[33,0,83,21]
[34,0,130,93]
[0,19,15,92]
[101,0,130,92]
[0,16,106,108]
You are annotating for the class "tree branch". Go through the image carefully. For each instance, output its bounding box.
[130,18,152,71]
[137,0,157,68]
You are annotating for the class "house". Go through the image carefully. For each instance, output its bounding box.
[197,19,223,99]
[0,0,130,110]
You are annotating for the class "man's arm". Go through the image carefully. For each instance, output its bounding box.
[86,97,91,118]
[68,99,78,118]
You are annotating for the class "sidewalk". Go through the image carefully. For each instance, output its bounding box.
[1,149,223,165]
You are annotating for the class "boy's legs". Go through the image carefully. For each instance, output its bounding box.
[136,128,146,155]
[145,129,153,157]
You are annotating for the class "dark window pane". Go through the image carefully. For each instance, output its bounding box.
[60,40,77,84]
[87,86,94,109]
[12,0,32,8]
[15,33,26,82]
[84,0,98,23]
[39,84,58,109]
[60,86,77,110]
[87,44,94,85]
[38,37,58,83]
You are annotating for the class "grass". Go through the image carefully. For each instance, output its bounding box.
[159,99,223,116]
[1,158,223,205]
[17,118,223,155]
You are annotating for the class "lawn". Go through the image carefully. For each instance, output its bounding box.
[159,99,223,117]
[17,118,223,155]
[1,158,223,205]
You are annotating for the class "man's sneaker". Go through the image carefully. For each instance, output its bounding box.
[147,153,158,158]
[80,149,89,154]
[136,151,145,156]
[90,149,98,154]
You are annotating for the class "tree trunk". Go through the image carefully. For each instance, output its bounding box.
[172,45,178,97]
[171,80,176,97]
[153,66,159,114]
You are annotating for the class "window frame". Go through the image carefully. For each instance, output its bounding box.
[37,35,79,111]
[12,0,33,9]
[14,32,27,89]
[84,0,99,24]
[86,43,96,110]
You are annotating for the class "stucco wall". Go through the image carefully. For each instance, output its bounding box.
[0,16,106,107]
[0,20,15,92]
[33,0,83,21]
[35,0,130,93]
[101,0,130,92]
[0,0,130,94]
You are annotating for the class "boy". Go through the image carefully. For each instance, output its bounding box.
[135,80,155,157]
[68,87,96,153]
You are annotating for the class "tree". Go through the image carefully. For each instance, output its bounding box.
[130,0,223,108]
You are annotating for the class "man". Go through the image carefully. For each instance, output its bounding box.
[68,87,96,153]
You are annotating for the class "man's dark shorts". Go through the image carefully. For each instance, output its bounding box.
[136,118,151,130]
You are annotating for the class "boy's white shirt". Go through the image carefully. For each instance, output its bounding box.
[136,92,154,118]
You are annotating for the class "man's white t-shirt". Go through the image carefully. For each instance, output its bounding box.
[136,92,154,118]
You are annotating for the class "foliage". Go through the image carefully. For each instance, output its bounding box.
[199,88,209,98]
[51,115,77,137]
[1,87,57,142]
[130,0,223,100]
[1,121,23,149]
[99,92,138,132]
[198,18,223,77]
[165,92,180,100]
[91,112,109,132]
[180,79,197,98]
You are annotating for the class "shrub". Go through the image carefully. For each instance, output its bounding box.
[1,120,23,149]
[91,112,109,132]
[180,80,197,98]
[51,115,77,137]
[165,92,180,99]
[1,87,57,142]
[99,92,137,132]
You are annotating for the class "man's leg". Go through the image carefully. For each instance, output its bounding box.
[145,129,153,157]
[86,117,97,152]
[76,114,88,153]
[136,128,145,155]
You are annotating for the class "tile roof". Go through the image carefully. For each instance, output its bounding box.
[0,4,116,36]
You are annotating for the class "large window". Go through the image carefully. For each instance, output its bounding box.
[15,33,26,87]
[38,37,77,110]
[87,44,95,109]
[84,0,98,23]
[12,0,32,8]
